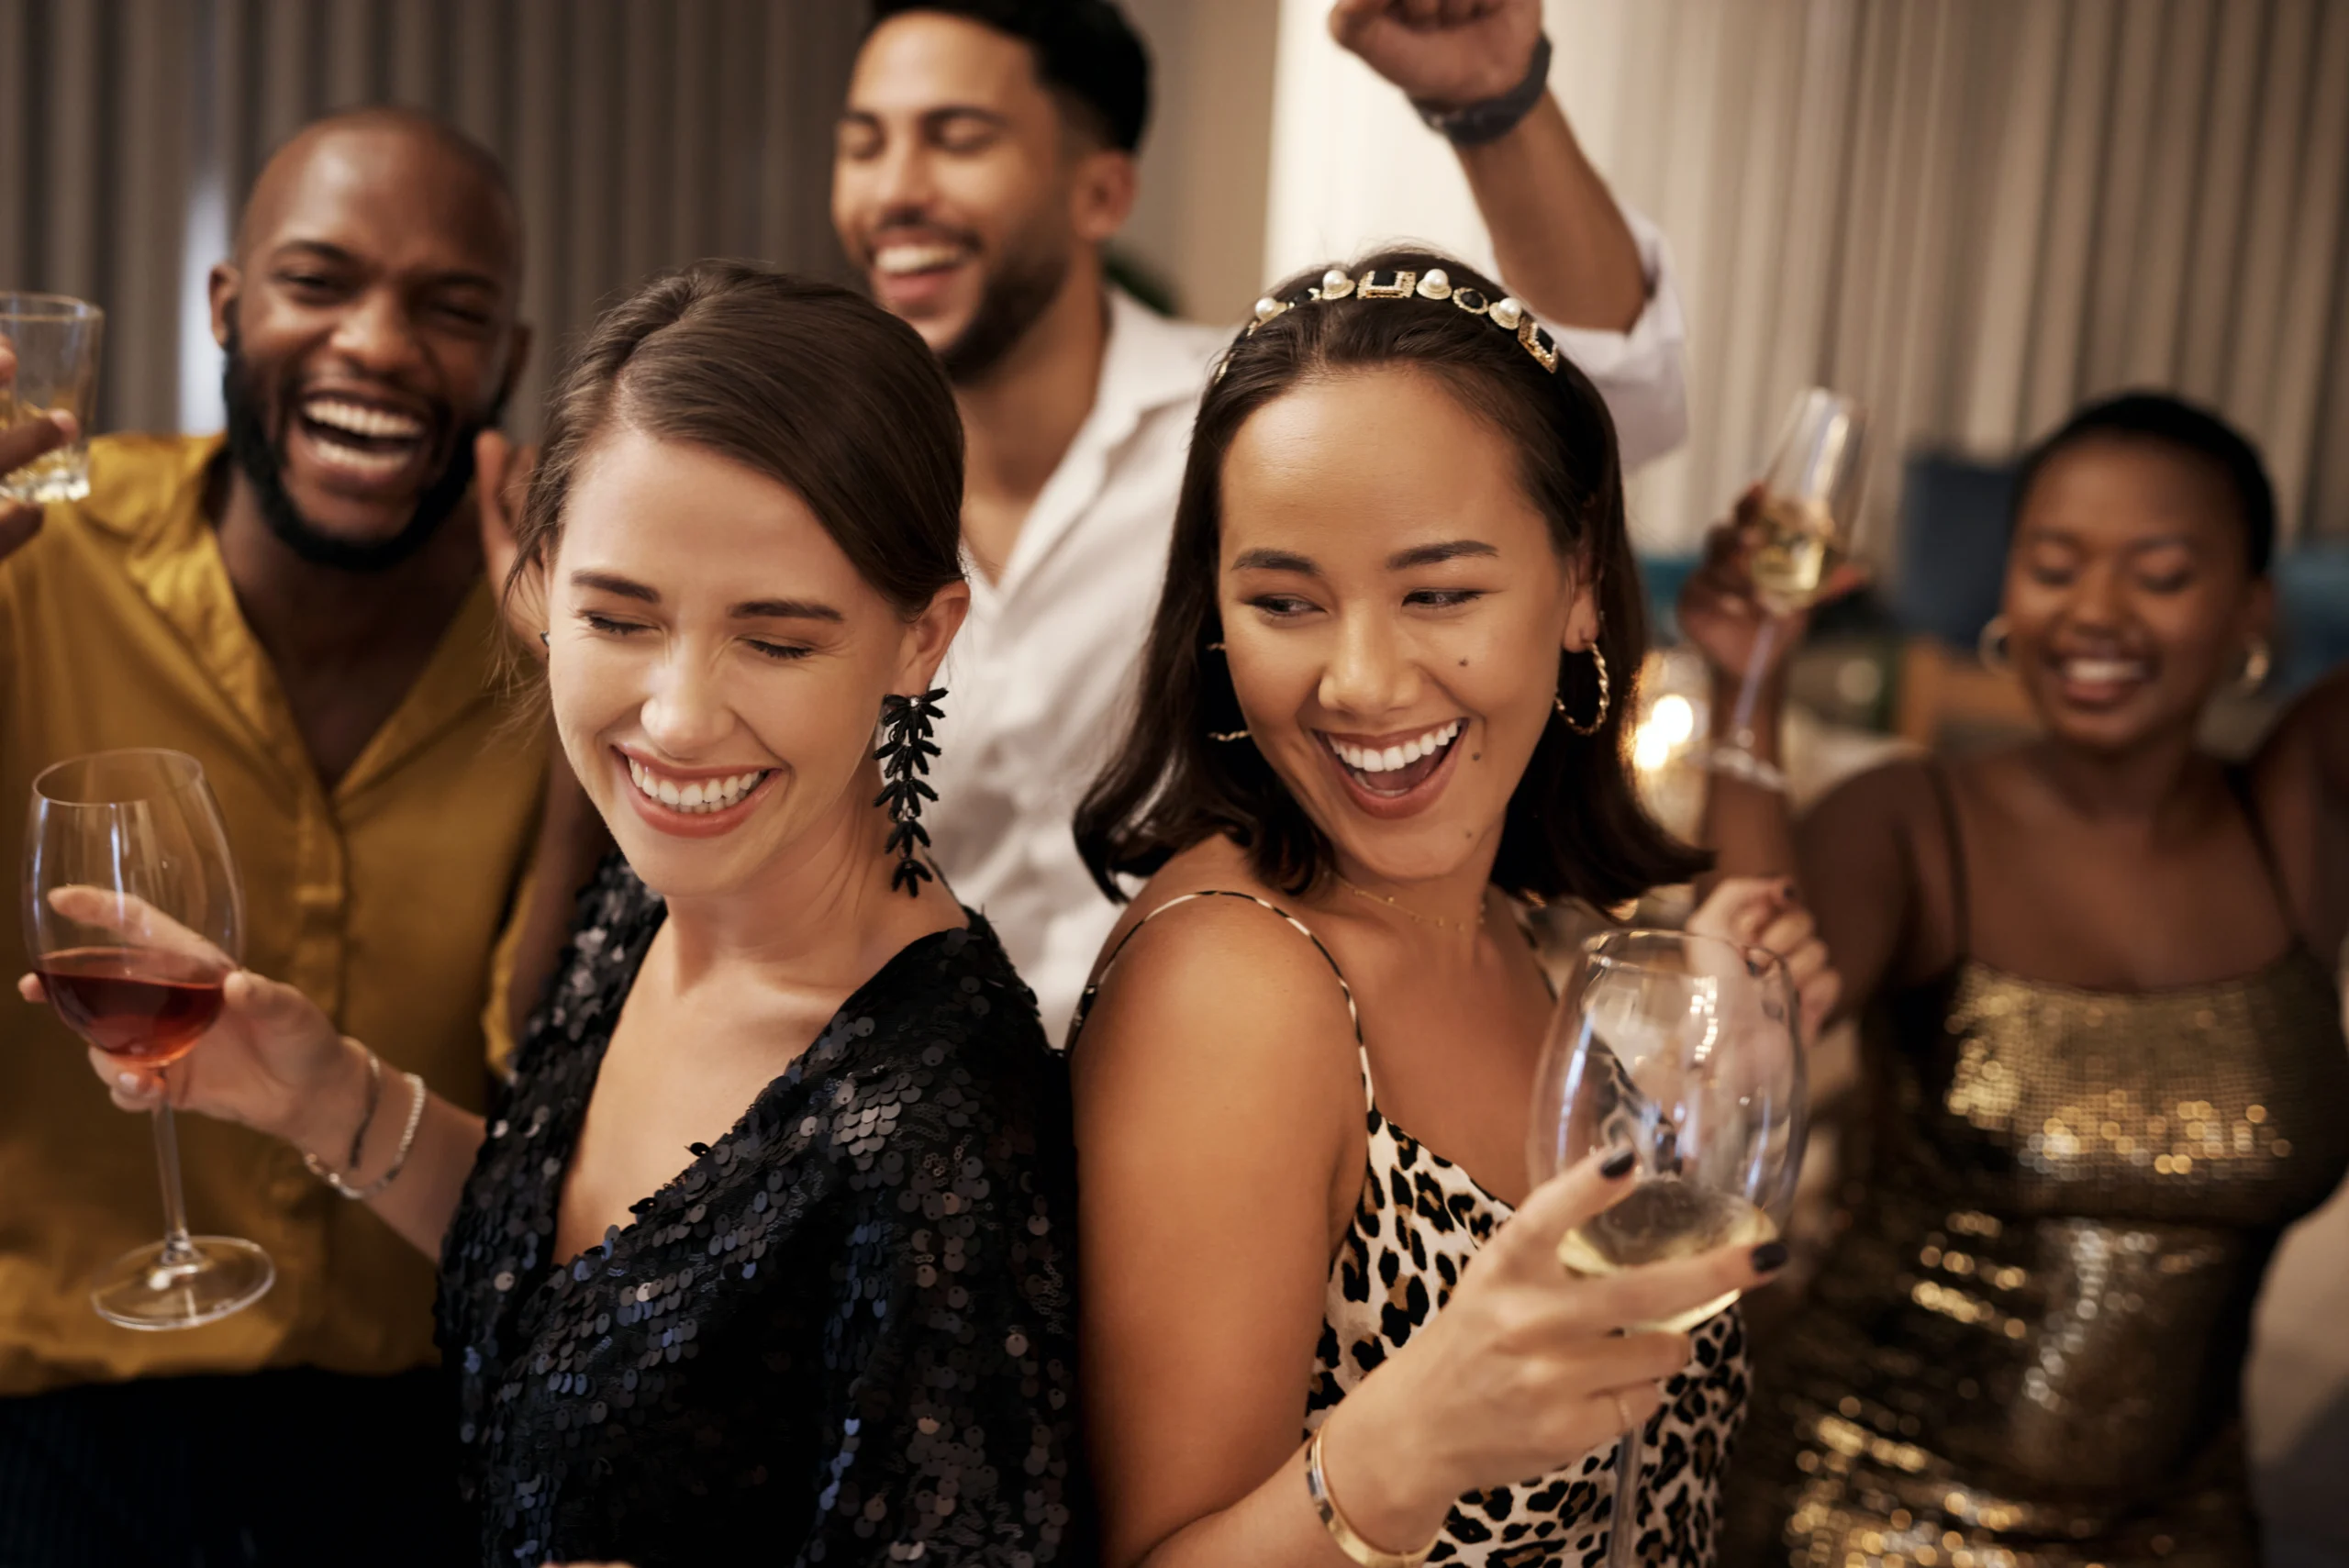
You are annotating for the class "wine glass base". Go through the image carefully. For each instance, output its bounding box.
[91,1236,274,1330]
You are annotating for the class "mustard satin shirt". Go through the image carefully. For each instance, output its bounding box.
[0,433,545,1394]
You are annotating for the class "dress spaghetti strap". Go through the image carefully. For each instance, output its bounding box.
[1922,762,1974,964]
[1067,891,1364,1057]
[2222,764,2305,941]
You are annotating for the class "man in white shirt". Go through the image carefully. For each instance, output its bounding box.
[833,0,1689,1041]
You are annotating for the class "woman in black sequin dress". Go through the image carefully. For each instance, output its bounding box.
[75,263,1087,1568]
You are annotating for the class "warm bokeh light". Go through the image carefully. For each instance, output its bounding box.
[1632,692,1695,773]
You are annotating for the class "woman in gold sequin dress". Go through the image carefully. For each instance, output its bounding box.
[1680,392,2349,1566]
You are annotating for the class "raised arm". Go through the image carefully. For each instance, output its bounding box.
[1680,512,1919,1019]
[1330,0,1682,464]
[1330,0,1642,332]
[1683,507,1808,884]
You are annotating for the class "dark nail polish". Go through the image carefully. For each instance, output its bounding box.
[1751,1240,1790,1273]
[1599,1147,1636,1180]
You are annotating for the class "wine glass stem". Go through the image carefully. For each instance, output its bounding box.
[150,1101,199,1267]
[1607,1427,1642,1568]
[1726,617,1782,751]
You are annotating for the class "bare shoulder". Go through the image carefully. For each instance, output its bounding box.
[1793,753,1952,991]
[1074,837,1361,1103]
[1801,752,1944,846]
[2254,666,2349,805]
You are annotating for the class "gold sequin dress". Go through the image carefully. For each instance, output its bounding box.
[1725,772,2349,1567]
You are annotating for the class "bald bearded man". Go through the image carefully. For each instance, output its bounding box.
[0,108,553,1563]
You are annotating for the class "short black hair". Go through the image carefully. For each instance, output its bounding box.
[869,0,1152,152]
[1076,248,1708,910]
[2012,390,2277,576]
[241,106,521,271]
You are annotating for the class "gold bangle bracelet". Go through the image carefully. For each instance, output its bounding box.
[1305,1427,1441,1568]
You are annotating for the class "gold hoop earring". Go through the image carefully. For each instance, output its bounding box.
[2240,637,2272,692]
[1977,614,2011,674]
[1208,729,1250,742]
[1554,645,1609,736]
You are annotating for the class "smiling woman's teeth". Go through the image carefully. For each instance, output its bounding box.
[2061,658,2148,684]
[626,757,768,814]
[1327,719,1464,774]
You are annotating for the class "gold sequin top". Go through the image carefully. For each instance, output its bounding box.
[1726,773,2349,1567]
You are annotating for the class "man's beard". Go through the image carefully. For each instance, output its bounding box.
[936,239,1071,385]
[221,323,495,573]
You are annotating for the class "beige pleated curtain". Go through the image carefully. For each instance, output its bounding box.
[1580,0,2349,550]
[0,0,866,438]
[11,0,2349,539]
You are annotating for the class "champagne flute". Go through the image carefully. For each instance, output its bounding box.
[26,748,274,1329]
[1528,929,1807,1568]
[1706,387,1869,790]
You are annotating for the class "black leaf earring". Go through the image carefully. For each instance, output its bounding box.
[874,687,946,896]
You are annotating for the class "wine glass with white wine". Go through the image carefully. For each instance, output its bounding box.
[1706,387,1869,790]
[1528,929,1807,1568]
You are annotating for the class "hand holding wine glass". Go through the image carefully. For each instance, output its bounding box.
[1687,874,1841,1043]
[1677,487,1868,684]
[1310,1148,1791,1558]
[39,941,364,1148]
[23,749,276,1329]
[1692,388,1871,790]
[1529,897,1809,1568]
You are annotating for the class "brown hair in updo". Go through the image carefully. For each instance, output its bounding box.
[505,259,965,627]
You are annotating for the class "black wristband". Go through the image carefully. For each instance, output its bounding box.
[1411,33,1553,149]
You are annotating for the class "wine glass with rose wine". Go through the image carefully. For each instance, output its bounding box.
[26,748,273,1329]
[1528,929,1806,1568]
[1706,386,1869,789]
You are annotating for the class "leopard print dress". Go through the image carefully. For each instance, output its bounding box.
[1077,892,1750,1567]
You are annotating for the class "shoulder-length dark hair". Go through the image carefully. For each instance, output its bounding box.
[1075,248,1706,907]
[506,259,964,621]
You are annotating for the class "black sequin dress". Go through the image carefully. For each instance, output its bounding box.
[438,856,1090,1567]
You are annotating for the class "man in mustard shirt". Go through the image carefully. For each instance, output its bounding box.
[0,107,550,1562]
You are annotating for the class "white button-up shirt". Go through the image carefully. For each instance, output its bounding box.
[929,214,1691,1043]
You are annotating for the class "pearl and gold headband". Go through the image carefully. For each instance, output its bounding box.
[1241,266,1560,373]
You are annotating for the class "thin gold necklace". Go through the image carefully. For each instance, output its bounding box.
[1336,875,1480,936]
